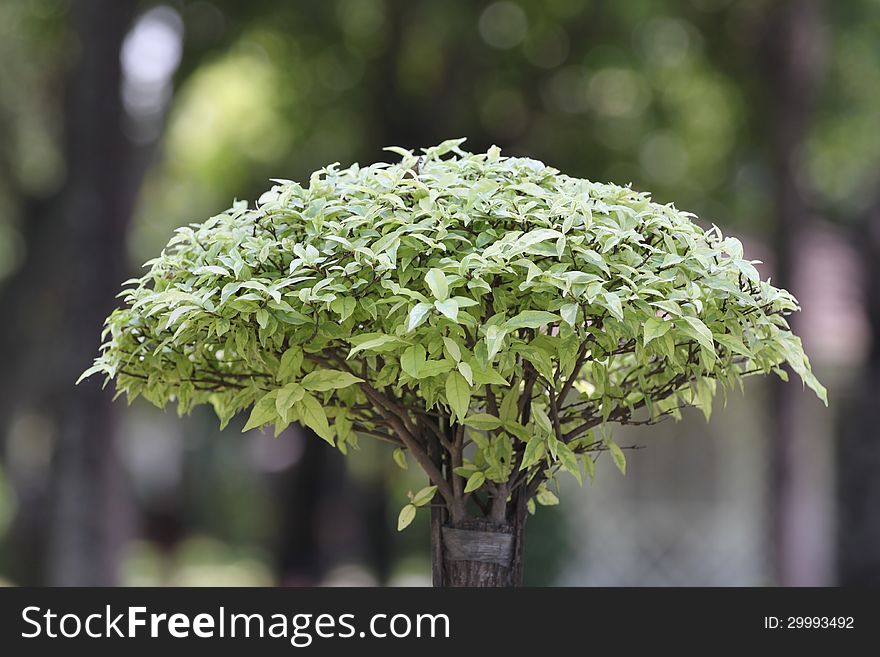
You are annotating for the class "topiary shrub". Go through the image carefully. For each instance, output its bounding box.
[81,139,826,586]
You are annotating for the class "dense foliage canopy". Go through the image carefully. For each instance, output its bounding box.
[83,140,825,526]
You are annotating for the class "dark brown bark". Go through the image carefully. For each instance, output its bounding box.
[838,195,880,584]
[431,490,528,587]
[761,0,828,586]
[0,0,150,584]
[45,0,141,586]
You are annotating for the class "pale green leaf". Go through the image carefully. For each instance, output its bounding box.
[348,334,403,357]
[457,361,473,385]
[606,439,627,475]
[277,346,304,382]
[411,485,437,507]
[243,392,279,432]
[443,337,461,362]
[536,487,560,506]
[560,303,578,327]
[425,268,449,301]
[434,298,459,322]
[464,471,485,493]
[400,345,427,378]
[599,292,624,321]
[643,317,672,346]
[445,371,471,420]
[397,504,417,531]
[275,382,305,419]
[679,316,715,353]
[504,310,558,331]
[556,442,582,484]
[463,413,503,430]
[520,437,546,470]
[295,393,334,444]
[301,369,364,391]
[392,448,408,470]
[407,302,432,332]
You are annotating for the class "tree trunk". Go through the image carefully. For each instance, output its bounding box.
[45,0,140,586]
[838,194,880,584]
[431,490,528,587]
[761,0,829,586]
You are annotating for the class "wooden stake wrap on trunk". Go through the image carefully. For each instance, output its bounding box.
[431,491,528,587]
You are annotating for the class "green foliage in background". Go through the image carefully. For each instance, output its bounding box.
[82,140,825,528]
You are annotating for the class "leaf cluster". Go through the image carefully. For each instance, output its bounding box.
[82,139,826,525]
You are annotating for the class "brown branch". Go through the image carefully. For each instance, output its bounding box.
[547,384,564,445]
[518,363,538,424]
[359,381,457,511]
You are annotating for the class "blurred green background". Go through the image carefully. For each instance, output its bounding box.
[0,0,878,586]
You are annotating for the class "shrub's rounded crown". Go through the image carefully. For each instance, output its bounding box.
[83,139,825,488]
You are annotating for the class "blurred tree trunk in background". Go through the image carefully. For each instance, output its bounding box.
[762,0,830,586]
[275,430,392,585]
[45,0,140,586]
[276,434,334,585]
[0,0,139,584]
[838,197,880,584]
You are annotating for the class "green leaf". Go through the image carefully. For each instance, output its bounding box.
[434,298,459,322]
[392,448,408,470]
[536,487,560,506]
[464,471,485,493]
[164,304,197,329]
[443,337,461,362]
[578,248,609,273]
[499,387,519,423]
[515,345,555,382]
[397,504,417,531]
[485,325,507,361]
[599,292,624,321]
[520,437,546,470]
[330,296,357,321]
[400,345,427,378]
[606,439,627,475]
[504,310,558,331]
[445,371,471,420]
[713,332,751,357]
[471,362,509,385]
[532,406,552,435]
[243,392,279,432]
[76,364,106,385]
[348,334,403,357]
[679,316,715,353]
[643,317,671,346]
[560,303,578,327]
[420,359,456,377]
[295,393,334,444]
[407,302,433,332]
[457,360,473,385]
[584,454,595,481]
[275,382,305,420]
[193,265,230,277]
[463,413,503,430]
[503,420,530,442]
[301,369,364,391]
[277,346,304,382]
[556,442,582,484]
[411,485,437,507]
[425,268,449,301]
